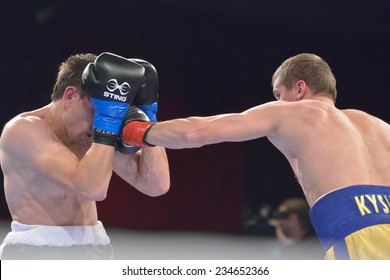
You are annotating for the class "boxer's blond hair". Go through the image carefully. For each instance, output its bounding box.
[272,53,337,102]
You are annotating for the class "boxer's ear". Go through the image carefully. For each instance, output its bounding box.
[295,80,306,100]
[63,86,78,110]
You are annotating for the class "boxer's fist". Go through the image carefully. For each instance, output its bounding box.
[121,115,155,148]
[129,59,159,122]
[82,52,145,146]
[117,106,151,154]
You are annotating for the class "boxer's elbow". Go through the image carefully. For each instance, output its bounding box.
[89,179,110,201]
[90,189,108,201]
[140,176,170,197]
[72,176,109,201]
[156,179,170,196]
[147,184,170,197]
[79,185,108,201]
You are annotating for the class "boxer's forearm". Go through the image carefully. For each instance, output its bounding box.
[121,117,210,148]
[145,118,207,148]
[135,146,170,195]
[76,143,115,200]
[147,115,235,148]
[121,112,254,149]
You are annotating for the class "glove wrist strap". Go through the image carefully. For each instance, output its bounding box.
[92,129,118,146]
[122,121,155,147]
[142,124,156,147]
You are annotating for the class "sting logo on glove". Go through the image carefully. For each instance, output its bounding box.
[106,79,130,95]
[104,79,130,101]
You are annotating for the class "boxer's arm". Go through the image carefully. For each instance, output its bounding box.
[113,146,170,197]
[123,101,284,149]
[113,101,169,196]
[1,116,114,201]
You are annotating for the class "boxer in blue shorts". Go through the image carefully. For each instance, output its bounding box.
[122,53,390,259]
[310,185,390,259]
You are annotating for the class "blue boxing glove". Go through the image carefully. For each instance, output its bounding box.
[129,59,159,122]
[82,52,145,146]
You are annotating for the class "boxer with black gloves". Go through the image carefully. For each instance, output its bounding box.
[82,52,145,146]
[0,52,170,260]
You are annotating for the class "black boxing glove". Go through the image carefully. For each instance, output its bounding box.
[82,52,145,146]
[129,59,159,122]
[117,106,153,154]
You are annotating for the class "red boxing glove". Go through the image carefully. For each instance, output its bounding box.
[122,121,155,147]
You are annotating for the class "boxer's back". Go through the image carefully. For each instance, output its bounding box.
[269,101,390,206]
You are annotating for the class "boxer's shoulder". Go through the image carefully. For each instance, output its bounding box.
[1,110,57,151]
[4,113,49,135]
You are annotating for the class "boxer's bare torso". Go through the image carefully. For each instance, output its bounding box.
[1,106,98,226]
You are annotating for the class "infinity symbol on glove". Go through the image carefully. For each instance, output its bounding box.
[106,79,130,95]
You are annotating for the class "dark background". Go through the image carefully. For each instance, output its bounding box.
[0,0,389,234]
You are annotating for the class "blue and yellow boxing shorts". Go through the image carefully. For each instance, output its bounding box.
[310,185,390,260]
